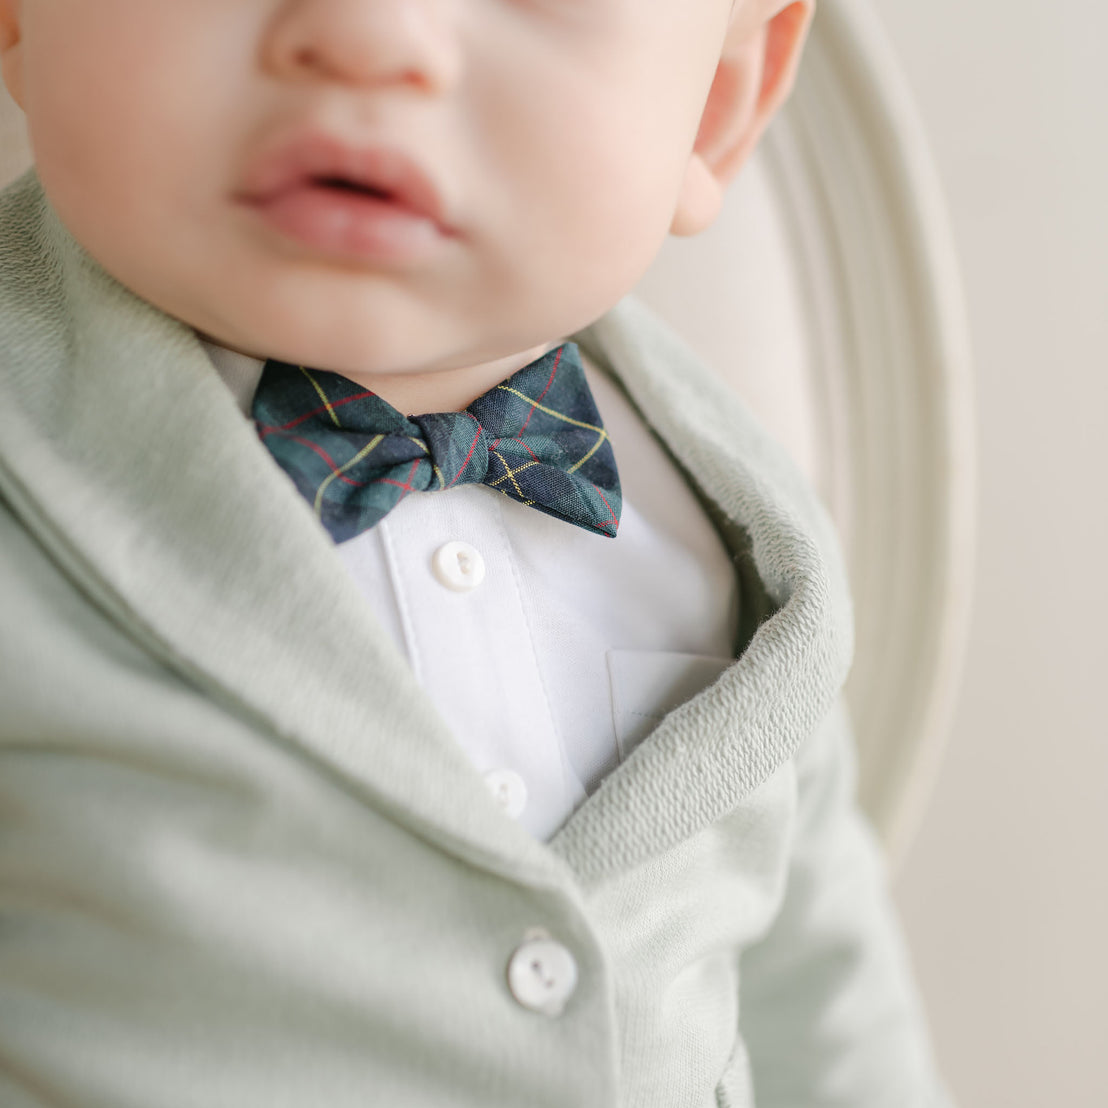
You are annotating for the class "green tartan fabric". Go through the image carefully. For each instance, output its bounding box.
[252,342,622,543]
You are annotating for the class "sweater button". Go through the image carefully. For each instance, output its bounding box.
[507,930,578,1017]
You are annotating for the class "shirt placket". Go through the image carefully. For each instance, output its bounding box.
[354,486,588,840]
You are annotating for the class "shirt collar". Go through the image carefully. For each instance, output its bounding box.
[197,337,265,416]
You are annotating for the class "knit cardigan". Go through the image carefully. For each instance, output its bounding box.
[0,169,952,1107]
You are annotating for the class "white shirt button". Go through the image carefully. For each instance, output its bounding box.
[507,932,578,1017]
[431,541,486,592]
[483,768,528,820]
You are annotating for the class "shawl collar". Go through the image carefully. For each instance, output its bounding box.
[0,171,852,885]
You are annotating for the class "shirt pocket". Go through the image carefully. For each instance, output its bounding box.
[606,649,733,762]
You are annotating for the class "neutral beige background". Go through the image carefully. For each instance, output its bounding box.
[875,1,1108,1105]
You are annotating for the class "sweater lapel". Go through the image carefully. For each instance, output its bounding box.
[554,299,855,881]
[0,171,566,885]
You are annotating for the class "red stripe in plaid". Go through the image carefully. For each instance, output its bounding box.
[256,425,367,490]
[380,459,424,499]
[445,427,485,490]
[273,390,378,433]
[516,344,563,438]
[595,486,619,533]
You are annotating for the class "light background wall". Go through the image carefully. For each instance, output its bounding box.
[874,2,1108,1105]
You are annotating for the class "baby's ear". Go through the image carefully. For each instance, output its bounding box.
[671,0,814,237]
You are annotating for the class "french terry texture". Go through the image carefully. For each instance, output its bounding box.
[0,168,954,1108]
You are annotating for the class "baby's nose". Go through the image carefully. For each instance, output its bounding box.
[261,0,463,97]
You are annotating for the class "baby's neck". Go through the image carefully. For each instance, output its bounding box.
[350,341,556,416]
[204,333,559,416]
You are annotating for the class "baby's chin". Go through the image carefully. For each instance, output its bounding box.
[182,311,453,378]
[189,311,555,387]
[158,244,610,384]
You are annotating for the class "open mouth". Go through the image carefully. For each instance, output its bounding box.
[313,176,393,202]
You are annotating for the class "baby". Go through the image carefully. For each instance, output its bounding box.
[0,1,953,1105]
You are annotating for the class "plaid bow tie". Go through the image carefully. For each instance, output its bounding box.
[252,342,621,544]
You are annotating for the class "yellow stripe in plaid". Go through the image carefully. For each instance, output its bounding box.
[567,434,606,475]
[313,434,386,516]
[488,452,540,502]
[495,386,611,441]
[403,437,444,488]
[299,366,343,428]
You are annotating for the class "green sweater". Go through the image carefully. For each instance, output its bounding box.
[0,170,951,1107]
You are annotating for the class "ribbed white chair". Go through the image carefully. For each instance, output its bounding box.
[0,0,974,870]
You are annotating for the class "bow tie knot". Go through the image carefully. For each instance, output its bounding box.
[252,343,622,544]
[412,410,490,488]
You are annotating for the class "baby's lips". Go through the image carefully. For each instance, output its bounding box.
[235,128,456,234]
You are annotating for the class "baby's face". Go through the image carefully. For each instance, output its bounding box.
[2,0,736,379]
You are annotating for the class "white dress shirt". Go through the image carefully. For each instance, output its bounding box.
[202,339,739,840]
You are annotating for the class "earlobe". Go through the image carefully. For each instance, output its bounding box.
[670,0,814,237]
[670,154,724,238]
